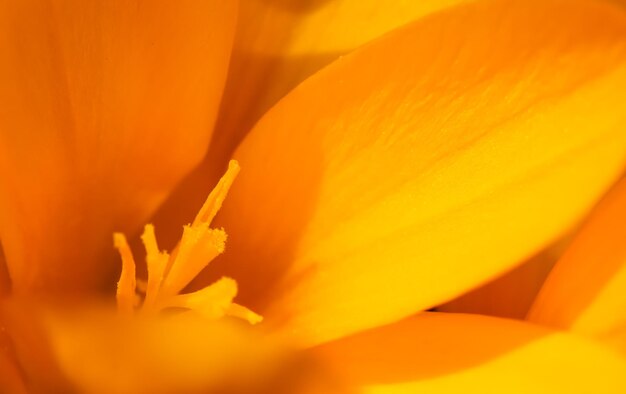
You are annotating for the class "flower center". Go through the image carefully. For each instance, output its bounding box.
[113,160,261,324]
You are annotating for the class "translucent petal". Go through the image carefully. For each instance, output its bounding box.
[529,177,626,339]
[207,0,626,345]
[312,313,626,393]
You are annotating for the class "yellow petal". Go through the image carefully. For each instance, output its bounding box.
[312,313,626,393]
[438,237,569,319]
[15,304,282,393]
[0,0,237,292]
[203,0,626,345]
[146,0,470,257]
[528,177,626,338]
[3,298,339,393]
[603,325,626,355]
[210,0,469,161]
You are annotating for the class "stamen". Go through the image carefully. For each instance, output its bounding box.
[164,277,238,320]
[113,233,137,314]
[193,160,240,226]
[136,279,148,294]
[159,225,226,298]
[112,160,261,325]
[226,303,264,325]
[163,278,262,324]
[141,224,169,308]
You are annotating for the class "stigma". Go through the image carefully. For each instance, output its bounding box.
[113,160,262,324]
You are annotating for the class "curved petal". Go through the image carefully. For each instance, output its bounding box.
[604,326,626,355]
[46,313,275,393]
[211,0,469,158]
[0,301,70,391]
[528,177,626,338]
[145,0,470,255]
[201,0,626,346]
[311,313,626,393]
[0,0,237,292]
[438,238,569,319]
[2,301,284,393]
[0,326,27,394]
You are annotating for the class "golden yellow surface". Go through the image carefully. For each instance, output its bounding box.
[1,0,626,392]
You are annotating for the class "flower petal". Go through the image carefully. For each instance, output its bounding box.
[0,326,27,394]
[0,0,237,292]
[604,326,626,355]
[0,301,70,391]
[145,0,470,254]
[311,313,626,393]
[438,238,568,319]
[202,0,626,346]
[528,177,626,339]
[3,301,286,393]
[211,0,469,158]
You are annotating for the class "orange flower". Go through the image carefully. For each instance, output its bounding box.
[2,0,626,392]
